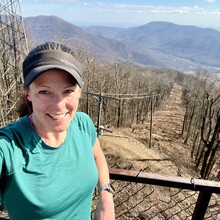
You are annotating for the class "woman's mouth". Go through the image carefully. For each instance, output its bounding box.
[47,113,67,119]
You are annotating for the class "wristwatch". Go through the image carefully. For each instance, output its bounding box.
[98,184,115,195]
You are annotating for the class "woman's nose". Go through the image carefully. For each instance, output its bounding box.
[52,94,65,107]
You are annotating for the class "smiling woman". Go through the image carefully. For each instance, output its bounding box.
[27,69,81,146]
[0,42,115,220]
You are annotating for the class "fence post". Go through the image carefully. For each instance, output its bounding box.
[191,191,212,220]
[97,93,103,135]
[149,95,153,148]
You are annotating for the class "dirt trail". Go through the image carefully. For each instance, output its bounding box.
[100,83,196,177]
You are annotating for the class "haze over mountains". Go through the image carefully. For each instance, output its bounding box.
[24,15,220,73]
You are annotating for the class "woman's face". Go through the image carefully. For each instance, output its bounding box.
[27,69,81,134]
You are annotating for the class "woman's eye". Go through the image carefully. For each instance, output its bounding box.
[65,90,74,94]
[39,90,50,95]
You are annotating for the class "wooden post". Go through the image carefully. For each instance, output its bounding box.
[97,93,103,135]
[149,95,153,148]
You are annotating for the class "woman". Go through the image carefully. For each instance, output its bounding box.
[0,42,115,219]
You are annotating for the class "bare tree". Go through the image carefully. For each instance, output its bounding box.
[182,68,220,179]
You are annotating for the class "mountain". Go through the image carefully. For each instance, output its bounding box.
[114,22,220,68]
[82,26,125,39]
[24,16,161,66]
[23,16,220,72]
[24,15,99,47]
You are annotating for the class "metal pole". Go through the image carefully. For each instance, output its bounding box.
[97,93,103,135]
[149,95,153,148]
[191,191,212,220]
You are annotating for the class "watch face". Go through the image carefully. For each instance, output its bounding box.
[99,184,115,194]
[106,186,115,194]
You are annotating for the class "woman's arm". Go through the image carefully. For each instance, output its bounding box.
[93,139,115,220]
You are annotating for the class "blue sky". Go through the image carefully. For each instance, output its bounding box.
[20,0,220,30]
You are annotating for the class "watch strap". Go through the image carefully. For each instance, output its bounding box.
[98,183,115,194]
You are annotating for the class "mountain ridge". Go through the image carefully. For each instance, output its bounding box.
[23,16,220,72]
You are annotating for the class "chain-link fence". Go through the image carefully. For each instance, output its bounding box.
[92,165,220,220]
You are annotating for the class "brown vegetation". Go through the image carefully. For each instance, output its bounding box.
[99,82,197,178]
[79,55,220,180]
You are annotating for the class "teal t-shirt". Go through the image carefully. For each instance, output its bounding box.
[0,112,98,220]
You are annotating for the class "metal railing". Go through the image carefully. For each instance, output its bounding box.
[1,167,220,220]
[93,167,219,220]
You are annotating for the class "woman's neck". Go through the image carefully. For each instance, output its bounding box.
[29,115,67,148]
[36,130,67,148]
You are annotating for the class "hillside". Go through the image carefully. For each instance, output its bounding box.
[24,16,220,72]
[114,21,220,68]
[100,83,197,178]
[84,21,220,71]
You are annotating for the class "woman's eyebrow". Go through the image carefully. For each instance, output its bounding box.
[64,85,77,89]
[35,85,50,88]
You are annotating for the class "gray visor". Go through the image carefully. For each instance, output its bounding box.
[23,50,83,88]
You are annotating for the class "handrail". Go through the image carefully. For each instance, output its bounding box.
[109,168,220,193]
[109,167,220,220]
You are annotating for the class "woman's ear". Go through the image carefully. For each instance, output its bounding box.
[25,91,29,101]
[23,87,31,102]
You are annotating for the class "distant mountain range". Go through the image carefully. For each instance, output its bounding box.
[23,15,220,72]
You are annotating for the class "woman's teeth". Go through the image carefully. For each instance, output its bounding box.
[48,113,66,119]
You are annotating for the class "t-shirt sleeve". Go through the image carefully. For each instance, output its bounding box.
[0,133,22,177]
[84,113,97,147]
[75,112,98,147]
[0,150,3,176]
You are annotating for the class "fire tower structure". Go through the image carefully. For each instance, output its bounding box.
[0,0,28,126]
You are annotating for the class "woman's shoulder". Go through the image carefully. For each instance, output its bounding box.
[71,112,97,143]
[0,116,30,141]
[73,112,92,122]
[72,112,96,132]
